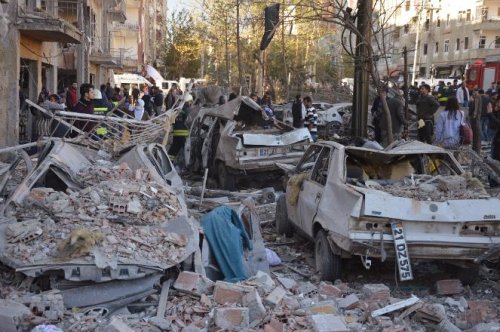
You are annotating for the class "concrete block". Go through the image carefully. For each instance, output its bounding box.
[246,270,276,294]
[174,271,214,294]
[436,279,464,295]
[0,299,32,332]
[361,284,391,302]
[309,314,349,332]
[213,281,254,305]
[306,301,338,315]
[264,286,287,307]
[437,176,466,192]
[277,277,298,291]
[214,307,249,330]
[318,282,342,299]
[297,282,318,297]
[338,294,359,310]
[242,288,266,322]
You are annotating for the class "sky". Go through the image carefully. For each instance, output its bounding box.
[167,0,202,13]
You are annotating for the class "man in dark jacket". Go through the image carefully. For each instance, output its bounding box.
[73,83,95,132]
[291,94,304,128]
[380,91,406,146]
[416,84,440,144]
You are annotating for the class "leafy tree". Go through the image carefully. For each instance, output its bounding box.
[162,10,202,79]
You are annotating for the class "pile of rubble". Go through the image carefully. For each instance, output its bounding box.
[4,163,187,269]
[366,174,489,201]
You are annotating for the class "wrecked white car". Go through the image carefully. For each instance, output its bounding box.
[276,140,500,281]
[185,96,311,189]
[0,140,197,285]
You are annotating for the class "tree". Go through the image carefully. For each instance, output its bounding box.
[162,10,202,79]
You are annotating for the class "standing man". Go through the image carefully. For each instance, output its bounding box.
[152,87,164,116]
[291,94,304,128]
[456,82,469,107]
[303,96,318,142]
[416,84,440,144]
[380,90,406,146]
[168,94,193,166]
[66,83,78,111]
[479,89,493,142]
[73,83,95,132]
[469,89,482,152]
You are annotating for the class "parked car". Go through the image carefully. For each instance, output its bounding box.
[276,140,500,281]
[185,96,312,190]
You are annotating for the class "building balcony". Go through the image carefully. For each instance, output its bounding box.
[469,18,500,31]
[107,0,127,24]
[16,0,81,43]
[90,48,124,69]
[111,21,139,32]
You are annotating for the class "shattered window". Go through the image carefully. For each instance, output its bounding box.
[311,147,331,185]
[296,145,323,173]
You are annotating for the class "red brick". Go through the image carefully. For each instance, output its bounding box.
[362,284,391,303]
[435,279,463,295]
[318,282,342,298]
[264,319,285,332]
[173,271,214,294]
[213,281,253,305]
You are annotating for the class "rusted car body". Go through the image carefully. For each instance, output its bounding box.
[277,140,500,280]
[185,96,311,189]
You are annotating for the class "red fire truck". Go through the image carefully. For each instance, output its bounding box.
[465,55,500,91]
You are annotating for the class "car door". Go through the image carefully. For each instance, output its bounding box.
[285,145,328,230]
[296,147,331,237]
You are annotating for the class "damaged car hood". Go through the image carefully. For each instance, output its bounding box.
[353,186,500,222]
[240,128,311,146]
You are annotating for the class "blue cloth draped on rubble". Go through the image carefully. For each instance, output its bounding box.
[201,206,253,282]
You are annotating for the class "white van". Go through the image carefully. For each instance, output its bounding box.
[160,80,180,95]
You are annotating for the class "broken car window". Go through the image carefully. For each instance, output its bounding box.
[296,145,323,173]
[311,147,331,186]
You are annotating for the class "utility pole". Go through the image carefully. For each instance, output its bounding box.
[411,0,426,84]
[403,46,409,137]
[351,0,372,137]
[236,0,243,95]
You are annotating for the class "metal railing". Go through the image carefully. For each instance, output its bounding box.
[18,0,78,26]
[112,21,139,30]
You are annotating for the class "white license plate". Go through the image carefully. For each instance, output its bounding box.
[391,222,413,281]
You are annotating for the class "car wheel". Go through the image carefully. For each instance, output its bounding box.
[326,121,342,137]
[276,195,293,237]
[217,162,235,190]
[315,229,342,281]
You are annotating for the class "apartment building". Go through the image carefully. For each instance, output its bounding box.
[380,0,500,81]
[0,0,128,148]
[110,0,166,75]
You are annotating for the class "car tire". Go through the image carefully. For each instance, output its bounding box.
[217,162,235,190]
[275,195,293,237]
[315,229,342,281]
[326,121,342,137]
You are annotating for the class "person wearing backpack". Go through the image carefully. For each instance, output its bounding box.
[487,97,500,160]
[434,97,464,149]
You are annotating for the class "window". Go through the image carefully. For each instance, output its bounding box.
[446,14,450,25]
[311,148,331,185]
[444,40,449,52]
[466,9,471,21]
[423,43,428,55]
[479,36,486,49]
[498,7,500,17]
[405,0,411,11]
[480,6,488,20]
[404,24,409,33]
[436,18,441,27]
[456,38,460,51]
[458,11,463,23]
[435,42,439,52]
[496,36,500,49]
[464,37,469,49]
[425,18,430,30]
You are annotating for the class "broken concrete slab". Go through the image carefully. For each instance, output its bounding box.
[0,299,32,332]
[277,276,298,291]
[338,293,360,310]
[309,314,349,332]
[318,282,342,299]
[214,307,250,330]
[305,301,338,315]
[246,270,275,294]
[242,288,266,322]
[264,286,287,307]
[362,284,391,302]
[174,271,214,294]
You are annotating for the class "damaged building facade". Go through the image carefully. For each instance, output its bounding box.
[0,0,167,149]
